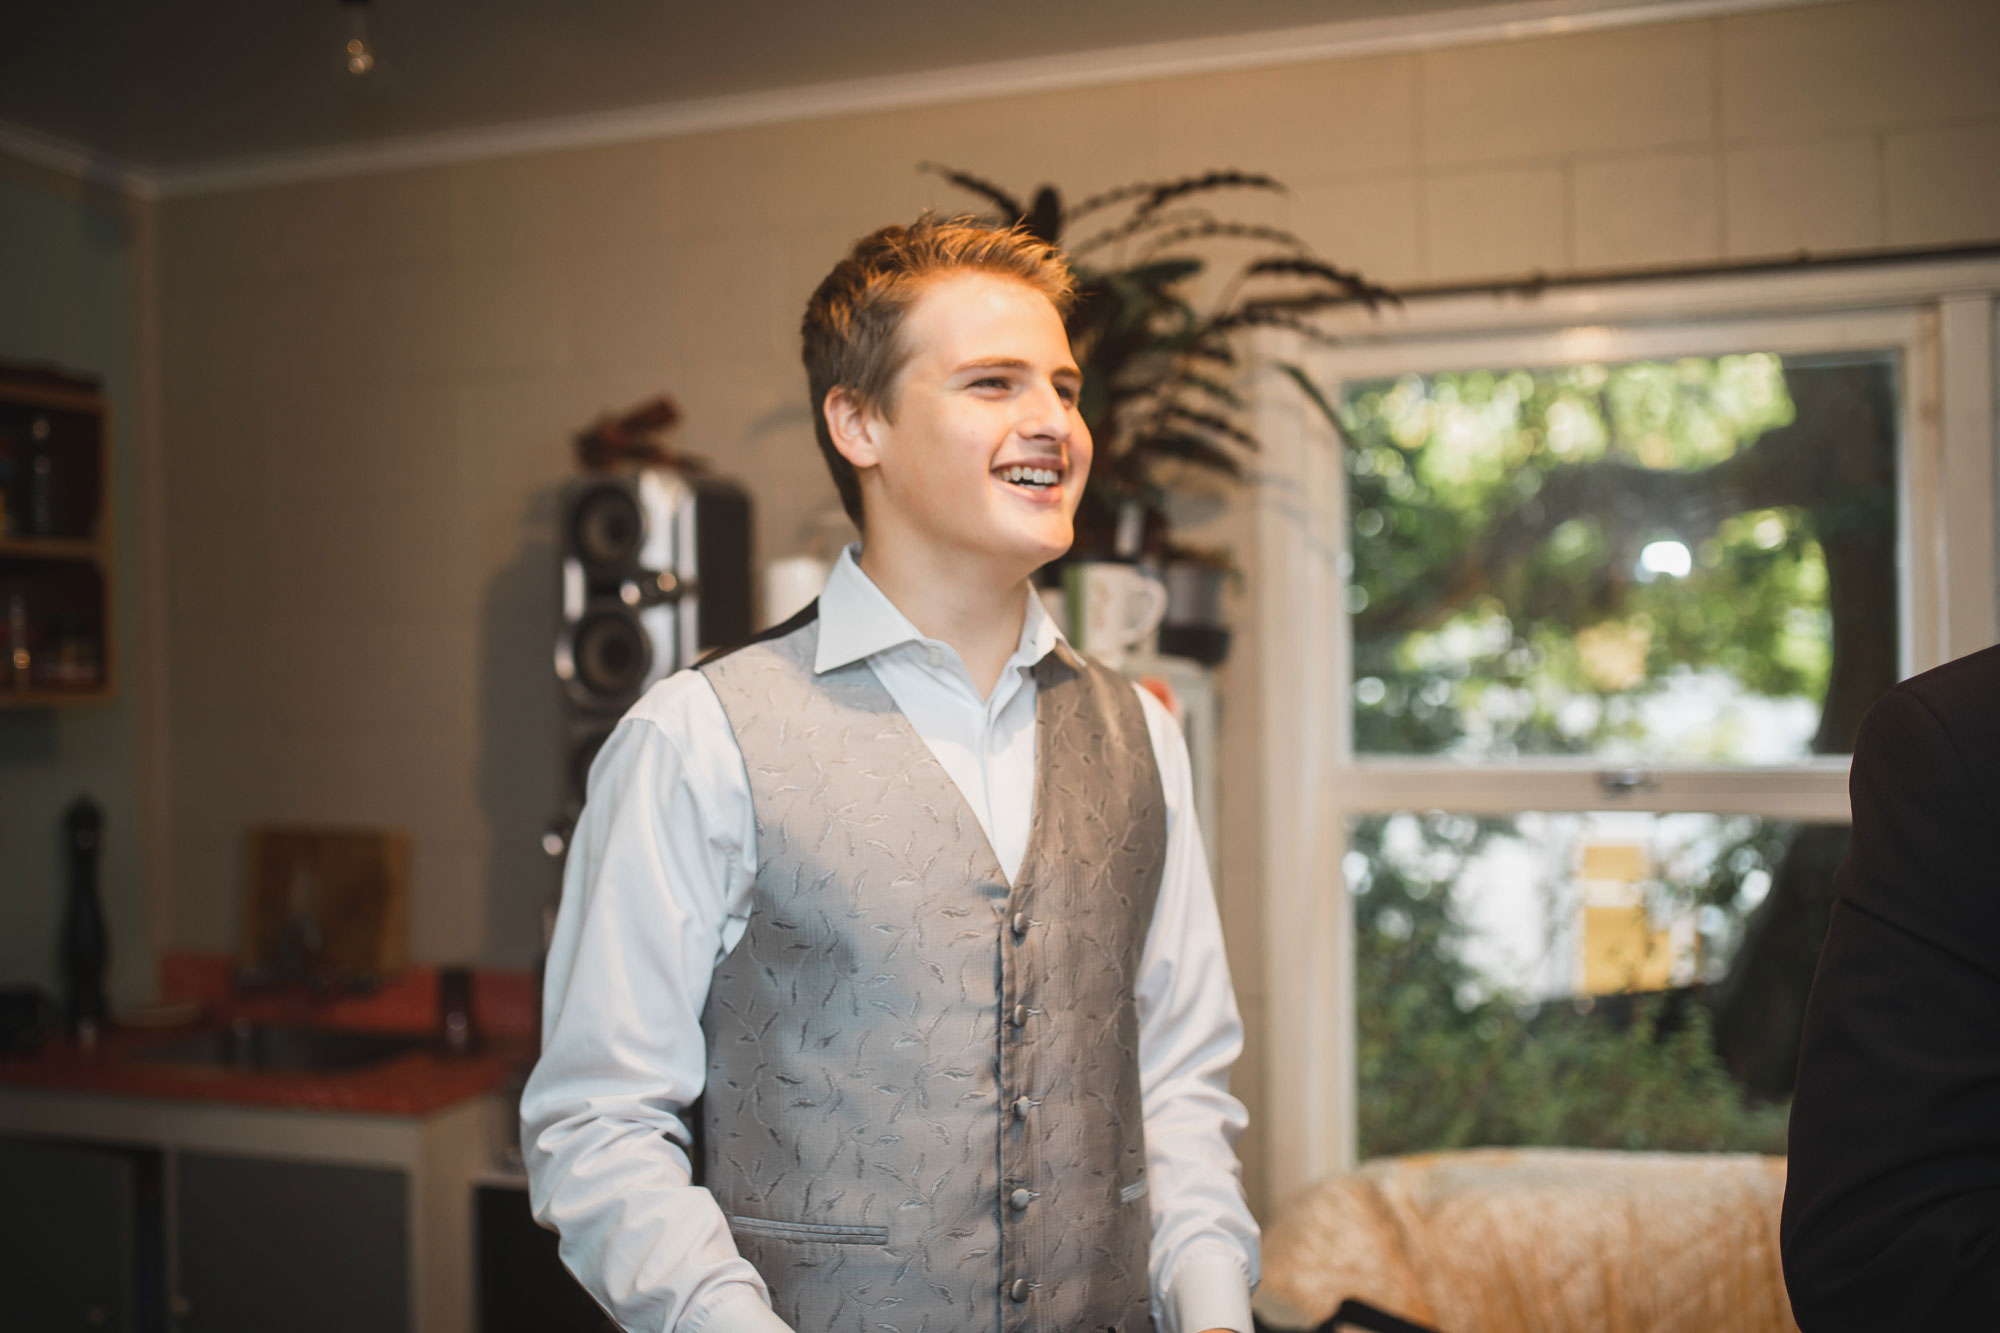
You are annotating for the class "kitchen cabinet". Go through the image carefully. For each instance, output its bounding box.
[0,1138,157,1332]
[0,1088,498,1333]
[474,1179,616,1333]
[177,1151,407,1333]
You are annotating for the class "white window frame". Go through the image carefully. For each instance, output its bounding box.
[1247,256,2000,1208]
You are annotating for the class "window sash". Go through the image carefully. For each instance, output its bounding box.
[1325,760,1851,822]
[1318,304,1939,771]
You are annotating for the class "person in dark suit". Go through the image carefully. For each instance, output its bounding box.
[1782,641,2000,1327]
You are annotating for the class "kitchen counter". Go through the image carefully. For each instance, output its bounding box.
[0,955,539,1331]
[0,1027,529,1116]
[0,948,540,1112]
[0,951,537,1117]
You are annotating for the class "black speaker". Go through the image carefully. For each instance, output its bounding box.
[547,467,752,854]
[555,468,752,713]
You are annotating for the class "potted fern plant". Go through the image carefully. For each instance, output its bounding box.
[926,164,1392,662]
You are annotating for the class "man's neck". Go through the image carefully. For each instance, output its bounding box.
[855,539,1031,699]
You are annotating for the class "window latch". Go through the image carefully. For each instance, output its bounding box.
[1595,768,1659,798]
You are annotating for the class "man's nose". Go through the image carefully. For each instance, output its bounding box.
[1017,381,1070,440]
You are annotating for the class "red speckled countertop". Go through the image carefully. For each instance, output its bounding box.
[0,1032,530,1116]
[0,954,539,1118]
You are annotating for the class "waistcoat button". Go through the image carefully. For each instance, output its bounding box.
[1009,1279,1030,1302]
[1012,1097,1031,1121]
[1010,1003,1027,1028]
[1010,1187,1033,1211]
[1011,911,1029,939]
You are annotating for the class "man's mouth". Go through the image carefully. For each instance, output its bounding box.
[995,463,1063,492]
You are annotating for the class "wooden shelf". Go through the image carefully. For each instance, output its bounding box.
[0,535,103,561]
[2,367,112,707]
[0,689,108,709]
[0,376,102,416]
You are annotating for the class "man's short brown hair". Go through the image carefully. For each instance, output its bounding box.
[801,214,1076,527]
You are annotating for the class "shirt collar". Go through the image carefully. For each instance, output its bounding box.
[812,543,1073,676]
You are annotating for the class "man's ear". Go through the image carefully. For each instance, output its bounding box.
[823,387,883,471]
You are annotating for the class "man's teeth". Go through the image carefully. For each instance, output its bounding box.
[999,465,1060,488]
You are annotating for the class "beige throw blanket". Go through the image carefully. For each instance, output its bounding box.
[1257,1149,1798,1333]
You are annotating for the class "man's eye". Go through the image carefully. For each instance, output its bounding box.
[972,377,1009,390]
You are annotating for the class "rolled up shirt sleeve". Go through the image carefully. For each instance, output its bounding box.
[1133,687,1261,1333]
[520,673,792,1333]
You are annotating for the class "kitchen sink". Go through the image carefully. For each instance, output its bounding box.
[137,1020,426,1073]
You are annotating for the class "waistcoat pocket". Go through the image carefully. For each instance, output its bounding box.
[726,1213,890,1246]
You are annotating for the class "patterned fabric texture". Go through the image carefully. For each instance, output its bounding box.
[1256,1149,1797,1333]
[698,611,1167,1332]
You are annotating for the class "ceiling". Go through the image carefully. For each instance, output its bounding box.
[8,0,1604,172]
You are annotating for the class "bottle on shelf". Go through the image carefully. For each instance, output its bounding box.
[25,415,53,537]
[5,589,28,689]
[47,612,100,688]
[0,424,17,538]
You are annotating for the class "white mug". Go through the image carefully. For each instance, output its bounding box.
[1064,562,1168,667]
[761,556,829,629]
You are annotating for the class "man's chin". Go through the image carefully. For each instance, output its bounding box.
[1020,523,1074,568]
[953,511,1074,578]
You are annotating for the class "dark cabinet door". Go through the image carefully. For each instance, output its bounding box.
[475,1183,616,1333]
[0,1138,145,1332]
[174,1151,407,1333]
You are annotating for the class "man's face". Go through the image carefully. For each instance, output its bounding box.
[858,270,1092,576]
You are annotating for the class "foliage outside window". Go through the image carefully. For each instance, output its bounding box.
[1352,811,1807,1159]
[1342,354,1895,764]
[1339,351,1898,1159]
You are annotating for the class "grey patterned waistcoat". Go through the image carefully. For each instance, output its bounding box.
[695,605,1167,1333]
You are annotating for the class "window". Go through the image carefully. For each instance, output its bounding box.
[1248,261,1999,1187]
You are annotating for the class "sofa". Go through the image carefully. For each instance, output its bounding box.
[1254,1148,1798,1333]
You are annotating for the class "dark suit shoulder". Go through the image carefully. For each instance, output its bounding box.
[1830,645,2000,1013]
[1893,641,2000,733]
[1866,643,2000,814]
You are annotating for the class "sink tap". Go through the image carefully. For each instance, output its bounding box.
[269,864,323,986]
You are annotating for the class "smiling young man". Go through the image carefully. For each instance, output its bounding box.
[522,217,1257,1333]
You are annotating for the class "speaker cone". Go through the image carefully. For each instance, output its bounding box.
[570,483,646,576]
[570,607,652,701]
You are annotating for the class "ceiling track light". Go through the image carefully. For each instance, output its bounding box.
[340,0,376,77]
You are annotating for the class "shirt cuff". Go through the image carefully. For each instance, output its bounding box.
[1170,1245,1255,1333]
[682,1284,795,1333]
